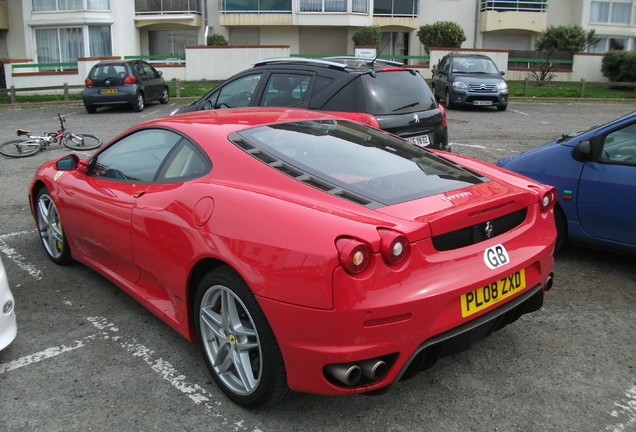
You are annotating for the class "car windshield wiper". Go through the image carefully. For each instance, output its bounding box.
[393,101,419,112]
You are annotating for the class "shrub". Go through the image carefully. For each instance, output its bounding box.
[352,26,382,47]
[536,25,599,53]
[207,34,228,46]
[602,51,636,82]
[417,21,466,55]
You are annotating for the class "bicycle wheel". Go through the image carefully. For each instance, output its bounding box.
[0,139,42,158]
[63,133,102,151]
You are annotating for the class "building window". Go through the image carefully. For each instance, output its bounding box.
[374,0,418,17]
[588,37,630,52]
[135,0,201,14]
[35,26,111,66]
[590,1,633,24]
[149,29,198,56]
[33,0,110,11]
[89,26,112,56]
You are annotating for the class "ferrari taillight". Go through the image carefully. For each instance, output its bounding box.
[336,237,371,275]
[85,78,94,87]
[540,186,557,212]
[378,229,410,265]
[124,75,137,84]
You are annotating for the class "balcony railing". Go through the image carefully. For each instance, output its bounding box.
[135,0,201,14]
[220,0,292,13]
[299,0,368,13]
[373,0,417,17]
[480,0,547,12]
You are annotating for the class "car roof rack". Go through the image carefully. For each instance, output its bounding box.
[323,56,404,68]
[253,57,348,70]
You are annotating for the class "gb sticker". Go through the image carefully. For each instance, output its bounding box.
[484,244,510,269]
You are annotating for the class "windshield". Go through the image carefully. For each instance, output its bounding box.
[360,71,438,115]
[233,120,487,206]
[451,58,500,74]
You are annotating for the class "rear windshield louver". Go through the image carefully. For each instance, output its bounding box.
[432,208,527,251]
[232,138,376,207]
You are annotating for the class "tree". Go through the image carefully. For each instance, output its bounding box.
[533,25,600,81]
[535,25,599,52]
[207,34,228,46]
[352,26,382,47]
[417,21,466,55]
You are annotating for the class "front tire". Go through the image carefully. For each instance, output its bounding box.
[63,133,102,151]
[497,104,508,112]
[554,204,567,252]
[194,267,289,408]
[133,92,145,112]
[35,188,72,265]
[160,87,169,104]
[0,139,41,158]
[444,89,454,109]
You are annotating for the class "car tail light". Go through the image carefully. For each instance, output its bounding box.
[380,68,404,72]
[438,104,447,128]
[85,78,94,87]
[123,75,137,84]
[378,229,410,265]
[539,186,557,212]
[336,237,371,275]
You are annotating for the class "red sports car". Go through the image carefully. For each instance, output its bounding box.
[29,108,556,408]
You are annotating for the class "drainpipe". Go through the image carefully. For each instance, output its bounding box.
[474,0,479,48]
[203,0,209,43]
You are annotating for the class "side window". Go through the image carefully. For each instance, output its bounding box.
[207,74,262,109]
[90,129,182,182]
[262,73,311,107]
[599,123,636,166]
[321,79,364,113]
[159,141,211,181]
[141,61,156,76]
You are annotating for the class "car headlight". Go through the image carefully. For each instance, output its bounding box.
[497,81,508,91]
[452,80,469,90]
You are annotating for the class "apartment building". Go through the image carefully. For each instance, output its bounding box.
[0,0,634,67]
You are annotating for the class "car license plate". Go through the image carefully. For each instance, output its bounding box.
[407,134,431,147]
[100,89,118,94]
[473,100,492,106]
[460,269,526,318]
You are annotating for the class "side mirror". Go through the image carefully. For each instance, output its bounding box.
[500,71,506,76]
[572,140,593,162]
[55,154,89,173]
[56,154,79,170]
[156,71,163,77]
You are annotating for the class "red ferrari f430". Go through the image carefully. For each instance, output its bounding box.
[29,108,556,407]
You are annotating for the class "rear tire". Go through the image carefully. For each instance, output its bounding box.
[194,266,290,408]
[0,139,41,158]
[63,133,102,151]
[84,104,97,114]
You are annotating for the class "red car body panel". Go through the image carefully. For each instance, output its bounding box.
[29,108,556,396]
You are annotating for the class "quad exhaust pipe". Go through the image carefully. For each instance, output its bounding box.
[325,358,388,387]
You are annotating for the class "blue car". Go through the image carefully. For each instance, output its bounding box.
[497,112,636,254]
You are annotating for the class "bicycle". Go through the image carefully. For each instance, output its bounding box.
[0,113,102,158]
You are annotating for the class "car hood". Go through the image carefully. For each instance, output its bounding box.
[453,73,504,84]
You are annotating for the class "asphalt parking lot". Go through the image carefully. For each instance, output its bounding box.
[0,101,634,432]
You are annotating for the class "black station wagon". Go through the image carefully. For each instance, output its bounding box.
[173,57,449,151]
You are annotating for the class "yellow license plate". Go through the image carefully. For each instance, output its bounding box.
[461,269,526,318]
[100,89,118,94]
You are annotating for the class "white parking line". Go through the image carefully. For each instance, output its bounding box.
[511,109,530,116]
[451,142,513,153]
[0,338,89,374]
[0,230,42,280]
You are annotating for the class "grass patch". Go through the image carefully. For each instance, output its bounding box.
[508,82,635,99]
[168,80,220,98]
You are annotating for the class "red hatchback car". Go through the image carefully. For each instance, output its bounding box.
[29,108,556,408]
